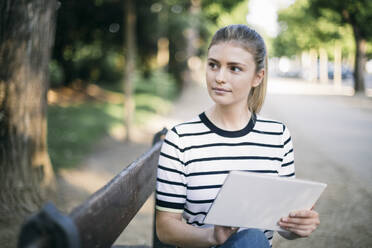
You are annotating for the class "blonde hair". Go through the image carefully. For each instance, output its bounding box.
[208,24,268,114]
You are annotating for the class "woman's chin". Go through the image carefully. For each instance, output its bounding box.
[210,97,233,106]
[207,91,235,106]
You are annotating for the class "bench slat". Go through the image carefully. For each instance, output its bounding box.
[69,141,162,248]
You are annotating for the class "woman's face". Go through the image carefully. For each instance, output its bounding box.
[206,42,263,108]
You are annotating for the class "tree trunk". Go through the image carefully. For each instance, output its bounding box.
[301,51,310,81]
[182,0,201,87]
[351,22,367,93]
[0,0,57,247]
[334,43,342,87]
[123,0,136,142]
[157,37,170,69]
[353,35,366,93]
[309,49,318,83]
[319,47,328,84]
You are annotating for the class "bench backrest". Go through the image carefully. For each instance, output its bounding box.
[18,129,170,248]
[70,141,162,248]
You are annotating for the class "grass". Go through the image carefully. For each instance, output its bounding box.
[48,103,118,170]
[48,69,177,171]
[48,94,173,171]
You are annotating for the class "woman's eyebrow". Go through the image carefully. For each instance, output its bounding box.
[227,62,246,66]
[207,58,219,63]
[207,58,246,66]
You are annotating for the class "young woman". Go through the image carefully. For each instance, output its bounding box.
[155,24,320,247]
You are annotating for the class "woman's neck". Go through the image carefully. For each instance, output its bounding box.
[206,104,252,131]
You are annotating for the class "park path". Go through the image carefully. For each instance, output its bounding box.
[56,77,372,247]
[262,78,372,247]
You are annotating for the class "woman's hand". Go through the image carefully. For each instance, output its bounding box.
[278,209,320,237]
[157,210,236,247]
[212,226,239,245]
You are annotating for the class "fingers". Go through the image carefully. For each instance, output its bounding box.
[279,220,318,237]
[279,219,318,231]
[280,216,320,226]
[278,209,320,237]
[289,209,319,218]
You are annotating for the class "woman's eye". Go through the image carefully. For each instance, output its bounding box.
[231,66,241,72]
[208,62,218,69]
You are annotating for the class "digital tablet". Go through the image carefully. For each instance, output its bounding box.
[203,171,327,231]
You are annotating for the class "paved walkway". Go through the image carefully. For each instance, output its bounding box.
[262,78,372,247]
[57,77,372,247]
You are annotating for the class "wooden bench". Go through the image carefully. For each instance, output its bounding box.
[18,128,175,248]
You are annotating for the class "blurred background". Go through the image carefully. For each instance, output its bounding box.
[1,0,371,247]
[47,0,372,170]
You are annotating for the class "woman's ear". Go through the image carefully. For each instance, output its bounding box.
[252,69,265,87]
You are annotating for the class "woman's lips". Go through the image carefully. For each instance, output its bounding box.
[212,87,231,93]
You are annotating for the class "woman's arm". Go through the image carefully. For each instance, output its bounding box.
[278,209,320,239]
[156,210,238,247]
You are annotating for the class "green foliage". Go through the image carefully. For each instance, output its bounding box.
[49,60,65,87]
[307,0,372,61]
[135,70,178,100]
[48,95,173,170]
[135,0,164,72]
[53,0,123,86]
[135,93,173,125]
[273,0,355,58]
[48,103,120,169]
[309,0,372,39]
[202,0,244,23]
[48,68,176,170]
[205,0,249,36]
[51,0,246,90]
[162,3,194,84]
[47,0,249,171]
[367,43,372,59]
[142,0,245,85]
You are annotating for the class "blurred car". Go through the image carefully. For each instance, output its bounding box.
[327,63,353,79]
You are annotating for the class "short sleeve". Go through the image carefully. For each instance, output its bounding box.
[278,124,295,178]
[155,127,187,213]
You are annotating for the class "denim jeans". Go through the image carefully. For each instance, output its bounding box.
[217,229,271,248]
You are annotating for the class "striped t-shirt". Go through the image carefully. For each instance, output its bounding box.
[156,112,295,245]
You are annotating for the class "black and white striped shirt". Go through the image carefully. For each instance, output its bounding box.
[156,112,295,245]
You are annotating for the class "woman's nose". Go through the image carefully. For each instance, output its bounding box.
[216,68,227,84]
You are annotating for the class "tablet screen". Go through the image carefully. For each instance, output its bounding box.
[203,171,327,231]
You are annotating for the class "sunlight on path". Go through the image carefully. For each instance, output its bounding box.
[59,169,112,194]
[268,77,355,96]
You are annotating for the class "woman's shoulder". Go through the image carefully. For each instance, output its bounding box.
[255,114,288,132]
[169,115,206,136]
